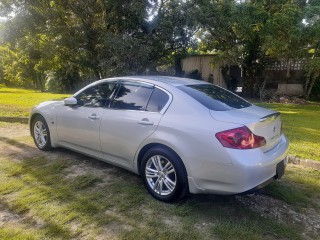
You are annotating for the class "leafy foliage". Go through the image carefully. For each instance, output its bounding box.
[0,0,319,97]
[193,0,320,98]
[186,69,202,80]
[0,0,196,91]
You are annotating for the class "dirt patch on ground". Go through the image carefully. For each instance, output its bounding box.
[0,203,44,231]
[0,123,30,138]
[237,194,320,237]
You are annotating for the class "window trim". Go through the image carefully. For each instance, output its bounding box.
[109,81,154,111]
[159,86,172,114]
[177,83,251,111]
[73,79,173,114]
[73,81,119,108]
[146,86,172,114]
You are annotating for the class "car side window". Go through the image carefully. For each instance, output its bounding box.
[76,82,117,107]
[110,82,153,111]
[146,88,169,112]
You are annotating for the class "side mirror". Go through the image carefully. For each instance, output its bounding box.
[64,97,77,106]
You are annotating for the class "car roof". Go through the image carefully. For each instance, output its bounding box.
[74,76,209,97]
[110,76,208,87]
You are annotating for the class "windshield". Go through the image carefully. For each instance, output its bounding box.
[177,84,251,111]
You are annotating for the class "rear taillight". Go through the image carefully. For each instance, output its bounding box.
[215,126,266,149]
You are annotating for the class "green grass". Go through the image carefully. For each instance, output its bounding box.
[0,87,69,117]
[256,103,320,161]
[264,165,320,209]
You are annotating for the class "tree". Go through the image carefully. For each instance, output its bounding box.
[1,0,318,98]
[194,0,270,97]
[0,0,197,92]
[194,0,319,98]
[303,0,320,99]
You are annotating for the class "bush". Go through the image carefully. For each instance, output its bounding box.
[186,69,203,80]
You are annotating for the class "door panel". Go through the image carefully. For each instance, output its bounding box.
[100,110,162,166]
[56,81,118,157]
[100,81,166,167]
[56,106,105,157]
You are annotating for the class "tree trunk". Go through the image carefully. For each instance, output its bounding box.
[38,75,45,92]
[174,56,183,77]
[259,77,267,101]
[33,78,37,90]
[242,67,256,98]
[306,75,317,100]
[286,59,291,81]
[305,41,320,98]
[304,74,311,96]
[35,76,40,91]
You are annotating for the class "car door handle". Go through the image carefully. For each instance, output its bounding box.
[138,118,154,125]
[88,113,99,120]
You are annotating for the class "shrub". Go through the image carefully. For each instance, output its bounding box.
[186,69,203,80]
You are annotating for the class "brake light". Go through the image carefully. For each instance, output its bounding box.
[215,126,266,149]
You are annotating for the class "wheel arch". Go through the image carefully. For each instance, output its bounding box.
[30,113,52,151]
[137,142,190,201]
[136,142,188,177]
[29,113,44,136]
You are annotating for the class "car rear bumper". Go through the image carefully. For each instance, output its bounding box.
[188,134,289,194]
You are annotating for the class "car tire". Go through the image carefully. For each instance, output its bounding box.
[141,146,188,202]
[32,115,52,151]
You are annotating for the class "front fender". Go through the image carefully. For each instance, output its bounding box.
[29,101,63,147]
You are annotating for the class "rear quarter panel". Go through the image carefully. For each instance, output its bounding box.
[135,89,241,178]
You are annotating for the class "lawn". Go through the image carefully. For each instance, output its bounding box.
[0,126,318,239]
[0,87,69,117]
[256,103,320,161]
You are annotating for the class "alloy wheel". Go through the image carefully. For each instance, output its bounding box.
[145,155,177,196]
[33,120,48,148]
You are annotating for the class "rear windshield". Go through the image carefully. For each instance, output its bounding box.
[177,84,251,111]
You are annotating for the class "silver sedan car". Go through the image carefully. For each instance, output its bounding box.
[30,76,289,202]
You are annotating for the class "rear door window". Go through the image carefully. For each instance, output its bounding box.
[177,84,251,111]
[110,82,154,111]
[146,88,169,112]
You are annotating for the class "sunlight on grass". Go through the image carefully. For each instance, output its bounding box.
[212,217,300,240]
[0,87,69,117]
[256,103,320,161]
[72,174,103,189]
[278,111,298,114]
[264,165,320,209]
[0,227,43,240]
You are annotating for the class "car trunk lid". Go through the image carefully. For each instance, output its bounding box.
[210,105,282,152]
